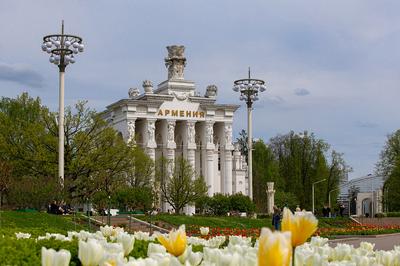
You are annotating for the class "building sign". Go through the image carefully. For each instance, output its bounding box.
[157,109,205,118]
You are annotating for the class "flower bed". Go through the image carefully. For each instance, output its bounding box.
[186,225,261,238]
[3,209,400,265]
[318,223,400,237]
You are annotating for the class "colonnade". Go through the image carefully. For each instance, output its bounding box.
[126,117,234,212]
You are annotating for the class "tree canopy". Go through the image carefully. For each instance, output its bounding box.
[0,93,153,209]
[240,130,351,212]
[156,156,208,214]
[377,130,400,211]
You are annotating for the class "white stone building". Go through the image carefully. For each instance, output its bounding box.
[102,45,248,213]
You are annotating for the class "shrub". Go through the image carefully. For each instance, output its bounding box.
[195,195,211,214]
[229,193,255,213]
[274,191,299,210]
[386,212,400,217]
[256,213,271,219]
[375,213,387,218]
[209,194,231,216]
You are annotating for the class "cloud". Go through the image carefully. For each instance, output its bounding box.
[294,88,311,96]
[355,121,379,129]
[261,95,285,106]
[0,62,44,88]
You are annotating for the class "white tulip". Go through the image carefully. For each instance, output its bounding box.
[41,247,71,266]
[79,239,105,266]
[117,232,135,256]
[101,242,124,255]
[199,227,209,236]
[134,231,153,241]
[310,236,329,247]
[100,225,114,237]
[376,250,394,266]
[15,232,31,239]
[100,252,126,266]
[332,243,353,261]
[147,243,167,256]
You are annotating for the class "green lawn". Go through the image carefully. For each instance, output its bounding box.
[0,211,85,236]
[136,214,273,229]
[135,214,355,231]
[317,217,352,228]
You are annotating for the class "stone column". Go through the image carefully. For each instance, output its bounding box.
[166,120,176,165]
[266,182,275,215]
[224,123,233,194]
[145,118,157,162]
[205,121,215,196]
[163,119,176,212]
[185,121,196,215]
[127,118,136,143]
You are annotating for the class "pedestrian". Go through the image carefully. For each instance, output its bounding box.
[322,205,329,217]
[339,203,345,217]
[272,206,281,231]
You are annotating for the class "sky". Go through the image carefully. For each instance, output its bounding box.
[0,0,399,179]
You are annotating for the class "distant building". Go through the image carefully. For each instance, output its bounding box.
[338,174,384,217]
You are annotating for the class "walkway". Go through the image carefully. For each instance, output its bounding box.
[329,233,400,251]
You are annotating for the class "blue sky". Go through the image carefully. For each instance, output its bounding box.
[1,0,399,179]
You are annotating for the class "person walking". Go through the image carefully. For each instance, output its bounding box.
[272,206,281,231]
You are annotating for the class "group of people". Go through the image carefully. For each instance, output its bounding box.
[271,205,302,230]
[271,203,347,231]
[47,200,71,215]
[322,203,346,217]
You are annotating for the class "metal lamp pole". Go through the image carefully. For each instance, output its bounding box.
[41,21,84,189]
[107,195,111,226]
[233,68,267,200]
[312,179,326,214]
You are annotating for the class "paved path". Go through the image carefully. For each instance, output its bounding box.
[329,233,400,251]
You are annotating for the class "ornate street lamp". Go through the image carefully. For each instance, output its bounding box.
[233,68,267,200]
[41,21,84,189]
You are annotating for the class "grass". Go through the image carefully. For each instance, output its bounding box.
[0,211,85,236]
[135,214,273,229]
[318,217,353,228]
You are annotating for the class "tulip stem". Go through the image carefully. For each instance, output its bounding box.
[292,246,296,266]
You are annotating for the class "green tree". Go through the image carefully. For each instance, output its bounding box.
[125,146,154,188]
[0,93,154,208]
[376,130,400,178]
[376,130,400,212]
[0,160,12,206]
[7,175,60,210]
[62,101,135,201]
[269,131,347,210]
[156,156,208,214]
[252,140,280,212]
[236,129,249,160]
[324,150,351,204]
[0,93,57,179]
[384,160,400,211]
[274,191,300,210]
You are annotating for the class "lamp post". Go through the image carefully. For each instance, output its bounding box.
[233,68,267,200]
[41,21,84,189]
[107,195,111,226]
[312,179,326,214]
